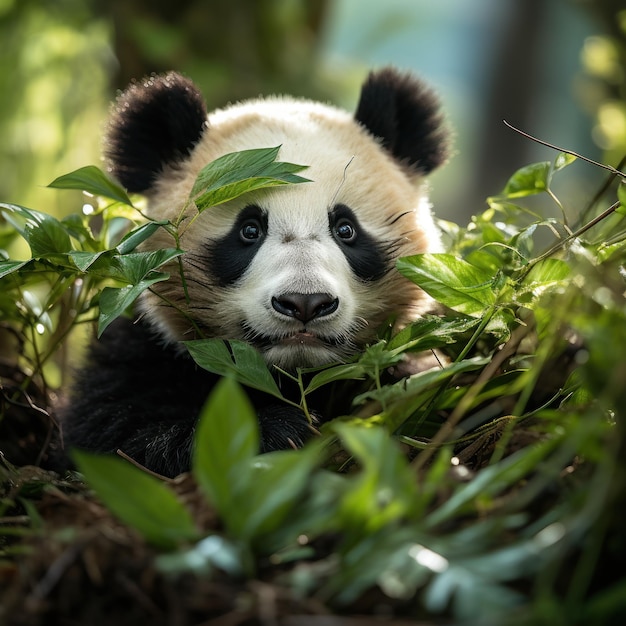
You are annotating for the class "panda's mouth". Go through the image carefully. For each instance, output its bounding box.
[248,329,342,350]
[279,331,324,346]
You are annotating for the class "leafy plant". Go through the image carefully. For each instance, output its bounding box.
[2,139,626,624]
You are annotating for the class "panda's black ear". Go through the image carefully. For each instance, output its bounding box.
[106,72,208,193]
[354,67,449,175]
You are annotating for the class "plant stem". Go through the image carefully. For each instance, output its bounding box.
[503,121,626,179]
[518,200,621,281]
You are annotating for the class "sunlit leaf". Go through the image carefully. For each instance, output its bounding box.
[397,253,496,316]
[48,165,133,206]
[501,162,551,198]
[553,152,577,172]
[191,146,310,211]
[387,316,480,353]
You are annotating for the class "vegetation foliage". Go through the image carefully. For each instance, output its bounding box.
[1,141,626,624]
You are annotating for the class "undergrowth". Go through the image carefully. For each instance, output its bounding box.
[1,138,625,625]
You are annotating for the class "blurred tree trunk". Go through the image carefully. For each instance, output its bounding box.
[95,0,331,105]
[471,0,547,204]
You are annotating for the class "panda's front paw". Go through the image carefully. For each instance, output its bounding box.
[257,405,320,452]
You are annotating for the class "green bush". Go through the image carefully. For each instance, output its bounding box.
[1,143,625,624]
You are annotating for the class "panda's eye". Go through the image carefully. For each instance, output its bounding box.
[240,219,263,243]
[334,218,357,243]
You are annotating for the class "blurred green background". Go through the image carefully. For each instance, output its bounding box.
[0,0,624,223]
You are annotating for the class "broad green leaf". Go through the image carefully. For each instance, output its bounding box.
[397,253,496,316]
[360,356,489,410]
[68,250,109,272]
[196,177,305,211]
[387,316,480,353]
[304,363,366,395]
[98,274,169,336]
[514,258,570,308]
[73,450,198,549]
[116,220,169,254]
[501,162,551,198]
[0,259,29,279]
[239,444,322,542]
[111,248,183,284]
[190,146,310,211]
[48,165,133,206]
[192,377,259,527]
[0,203,72,257]
[191,146,281,196]
[185,339,283,400]
[523,258,570,286]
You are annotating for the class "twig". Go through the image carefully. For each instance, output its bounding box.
[116,449,175,482]
[503,120,626,179]
[519,200,621,279]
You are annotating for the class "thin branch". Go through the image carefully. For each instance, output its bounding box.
[519,200,621,278]
[503,120,626,179]
[116,449,175,482]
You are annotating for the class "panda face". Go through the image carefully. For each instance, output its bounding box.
[105,69,449,370]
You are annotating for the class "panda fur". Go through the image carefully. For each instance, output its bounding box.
[60,68,449,477]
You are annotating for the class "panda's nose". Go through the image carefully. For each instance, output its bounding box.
[271,293,339,323]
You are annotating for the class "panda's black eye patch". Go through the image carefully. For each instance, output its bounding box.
[210,204,267,286]
[329,204,388,281]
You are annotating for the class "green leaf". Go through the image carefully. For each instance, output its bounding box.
[397,253,496,316]
[190,146,310,211]
[501,162,551,198]
[116,220,169,254]
[186,339,284,400]
[73,450,198,549]
[333,424,418,536]
[387,316,480,353]
[192,378,259,527]
[360,356,489,412]
[523,258,570,286]
[0,203,72,257]
[95,248,183,335]
[48,165,133,206]
[111,248,183,284]
[68,250,109,272]
[239,444,322,542]
[553,152,577,172]
[0,259,29,279]
[98,274,169,336]
[304,363,366,395]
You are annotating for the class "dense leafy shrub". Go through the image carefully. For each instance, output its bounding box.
[1,143,625,624]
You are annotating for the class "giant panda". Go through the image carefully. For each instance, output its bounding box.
[60,67,449,477]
